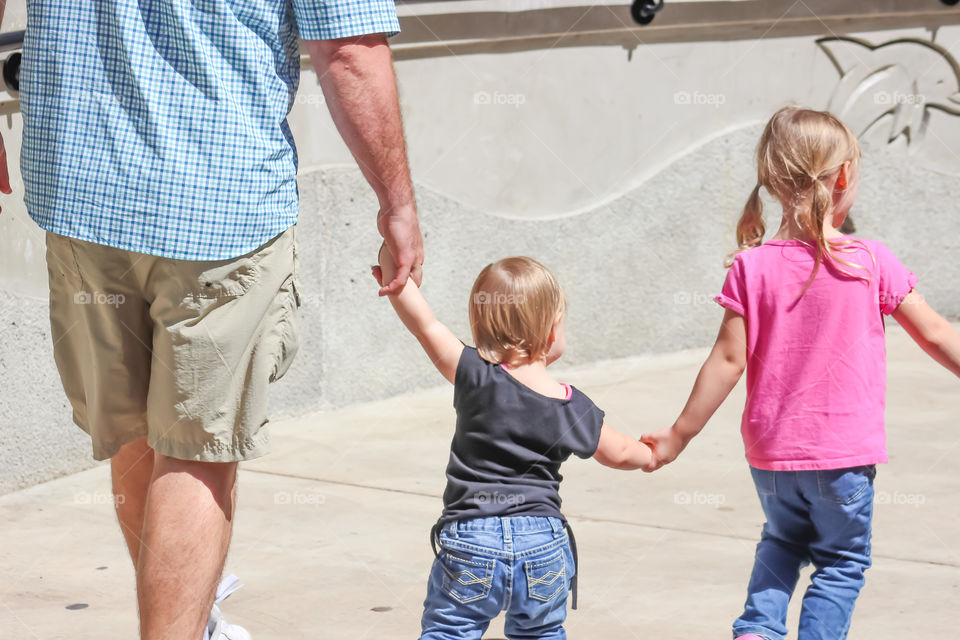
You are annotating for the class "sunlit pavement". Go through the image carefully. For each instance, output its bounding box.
[2,325,957,639]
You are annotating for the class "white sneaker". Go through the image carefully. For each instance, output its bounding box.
[203,575,251,640]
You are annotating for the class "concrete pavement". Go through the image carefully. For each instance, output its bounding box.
[1,325,958,639]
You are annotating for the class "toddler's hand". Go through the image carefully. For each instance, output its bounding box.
[372,242,397,290]
[638,440,659,473]
[640,427,685,471]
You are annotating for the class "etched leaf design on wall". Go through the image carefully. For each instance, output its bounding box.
[818,36,960,147]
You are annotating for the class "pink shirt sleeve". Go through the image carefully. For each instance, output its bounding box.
[714,255,746,316]
[874,242,918,315]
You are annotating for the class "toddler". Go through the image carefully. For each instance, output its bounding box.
[374,252,654,639]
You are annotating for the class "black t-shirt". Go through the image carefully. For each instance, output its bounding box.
[439,347,605,524]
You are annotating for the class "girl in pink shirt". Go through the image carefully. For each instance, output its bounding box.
[643,107,960,640]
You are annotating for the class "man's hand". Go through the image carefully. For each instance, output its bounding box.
[377,207,422,295]
[640,427,686,471]
[0,131,12,212]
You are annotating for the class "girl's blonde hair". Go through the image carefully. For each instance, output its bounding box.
[469,257,566,365]
[732,107,869,288]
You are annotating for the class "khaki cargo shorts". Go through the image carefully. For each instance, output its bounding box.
[45,227,301,462]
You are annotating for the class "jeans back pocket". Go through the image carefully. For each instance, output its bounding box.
[750,467,777,496]
[441,552,495,604]
[817,465,876,505]
[523,548,567,603]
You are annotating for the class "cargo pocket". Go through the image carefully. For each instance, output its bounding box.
[524,548,567,603]
[270,275,301,383]
[193,254,262,300]
[440,552,495,604]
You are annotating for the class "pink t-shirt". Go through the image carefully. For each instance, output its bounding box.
[715,237,917,471]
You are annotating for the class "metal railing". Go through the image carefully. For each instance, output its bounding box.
[0,29,23,51]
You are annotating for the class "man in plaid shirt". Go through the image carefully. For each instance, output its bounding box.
[2,1,422,638]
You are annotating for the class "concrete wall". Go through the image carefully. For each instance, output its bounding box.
[3,1,960,492]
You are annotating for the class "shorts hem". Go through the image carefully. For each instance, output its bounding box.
[148,430,272,463]
[93,441,138,462]
[75,416,149,462]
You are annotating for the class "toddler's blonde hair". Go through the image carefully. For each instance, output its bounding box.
[469,257,566,365]
[733,106,869,289]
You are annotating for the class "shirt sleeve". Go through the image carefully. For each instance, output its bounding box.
[566,391,606,459]
[453,347,486,408]
[874,241,918,315]
[293,0,401,40]
[714,255,747,316]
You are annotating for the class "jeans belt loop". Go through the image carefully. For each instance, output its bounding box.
[550,517,563,537]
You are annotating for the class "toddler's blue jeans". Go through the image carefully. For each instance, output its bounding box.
[420,516,574,640]
[733,465,876,640]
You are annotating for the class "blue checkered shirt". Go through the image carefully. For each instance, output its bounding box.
[20,0,400,260]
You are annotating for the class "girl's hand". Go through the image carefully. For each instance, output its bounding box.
[638,444,660,473]
[640,427,686,470]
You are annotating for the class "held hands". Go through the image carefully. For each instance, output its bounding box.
[640,426,687,471]
[371,241,391,289]
[372,241,402,292]
[377,206,423,296]
[637,442,659,473]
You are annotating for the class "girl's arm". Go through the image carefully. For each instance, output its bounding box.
[892,290,960,377]
[642,309,747,468]
[593,423,655,471]
[374,244,463,383]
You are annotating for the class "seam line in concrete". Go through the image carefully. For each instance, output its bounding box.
[243,468,958,569]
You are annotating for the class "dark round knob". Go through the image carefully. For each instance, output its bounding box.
[942,0,959,6]
[631,0,664,25]
[3,52,21,92]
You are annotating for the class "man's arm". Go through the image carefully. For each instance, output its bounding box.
[306,34,422,295]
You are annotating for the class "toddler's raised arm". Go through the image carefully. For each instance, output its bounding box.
[374,243,463,383]
[892,290,960,378]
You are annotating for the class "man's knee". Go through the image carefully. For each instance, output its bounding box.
[113,436,153,460]
[112,437,155,483]
[153,454,238,512]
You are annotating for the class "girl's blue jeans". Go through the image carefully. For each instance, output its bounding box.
[733,465,876,640]
[420,516,574,640]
